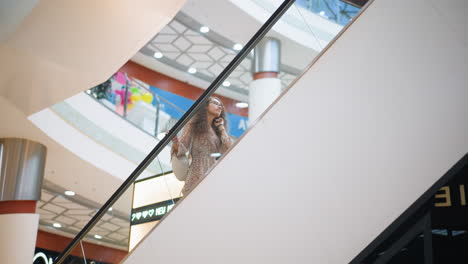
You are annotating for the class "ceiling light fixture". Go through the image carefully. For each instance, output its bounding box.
[153,52,163,59]
[222,81,231,87]
[108,207,113,211]
[188,67,197,74]
[235,102,249,108]
[64,190,75,196]
[233,43,243,51]
[199,26,210,33]
[53,223,62,228]
[94,234,103,239]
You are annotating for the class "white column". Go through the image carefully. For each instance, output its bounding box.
[248,37,282,123]
[0,138,47,264]
[249,78,282,122]
[0,214,40,264]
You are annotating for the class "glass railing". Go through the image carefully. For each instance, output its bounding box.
[54,0,366,262]
[296,0,364,25]
[352,154,468,264]
[87,74,184,139]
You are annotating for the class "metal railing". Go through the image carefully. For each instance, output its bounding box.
[296,0,362,25]
[87,75,185,139]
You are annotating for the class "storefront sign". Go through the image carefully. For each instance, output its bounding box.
[33,251,54,264]
[131,198,180,225]
[432,167,468,229]
[33,248,108,264]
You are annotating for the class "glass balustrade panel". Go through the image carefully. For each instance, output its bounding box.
[55,0,370,262]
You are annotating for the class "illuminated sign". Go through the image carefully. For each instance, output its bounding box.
[131,198,180,225]
[33,248,108,264]
[434,184,467,208]
[33,252,53,264]
[432,170,468,229]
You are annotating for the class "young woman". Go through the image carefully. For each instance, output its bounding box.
[171,96,233,195]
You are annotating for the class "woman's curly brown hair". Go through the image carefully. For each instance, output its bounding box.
[171,96,228,155]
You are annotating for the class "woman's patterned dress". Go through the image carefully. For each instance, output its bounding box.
[175,125,232,195]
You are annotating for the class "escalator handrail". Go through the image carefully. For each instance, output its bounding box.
[54,0,296,263]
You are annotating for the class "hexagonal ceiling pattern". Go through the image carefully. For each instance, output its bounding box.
[37,180,130,250]
[141,12,301,95]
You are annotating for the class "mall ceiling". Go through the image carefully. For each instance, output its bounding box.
[139,12,300,97]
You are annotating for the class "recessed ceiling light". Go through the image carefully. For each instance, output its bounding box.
[153,52,163,59]
[94,234,103,239]
[235,102,249,108]
[53,223,62,228]
[64,190,75,196]
[188,67,197,74]
[199,26,210,33]
[108,207,113,211]
[222,81,231,87]
[233,43,243,51]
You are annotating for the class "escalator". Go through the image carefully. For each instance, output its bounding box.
[52,0,468,263]
[352,155,468,263]
[54,0,313,262]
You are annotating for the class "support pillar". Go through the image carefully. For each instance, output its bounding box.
[249,37,282,123]
[0,138,47,264]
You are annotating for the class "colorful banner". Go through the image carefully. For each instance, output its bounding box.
[148,86,248,138]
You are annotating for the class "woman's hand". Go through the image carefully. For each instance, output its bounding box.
[214,117,225,130]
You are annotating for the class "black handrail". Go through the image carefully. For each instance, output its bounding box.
[54,1,296,262]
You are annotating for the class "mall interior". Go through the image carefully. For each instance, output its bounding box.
[1,0,468,263]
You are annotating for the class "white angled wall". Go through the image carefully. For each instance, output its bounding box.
[125,0,468,263]
[0,214,39,264]
[0,0,186,115]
